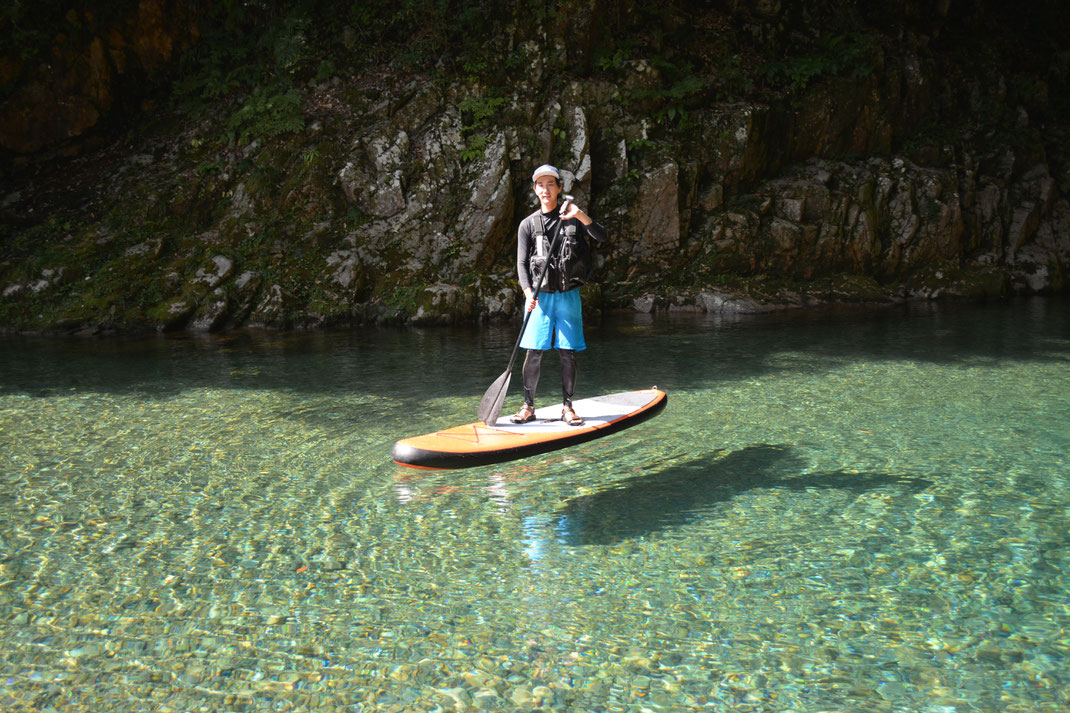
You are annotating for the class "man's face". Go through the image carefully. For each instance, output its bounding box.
[534,176,560,206]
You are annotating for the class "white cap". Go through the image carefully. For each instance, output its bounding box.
[531,164,560,182]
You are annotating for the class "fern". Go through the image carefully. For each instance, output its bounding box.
[458,94,506,162]
[460,134,489,163]
[225,86,305,145]
[630,75,706,128]
[758,32,876,91]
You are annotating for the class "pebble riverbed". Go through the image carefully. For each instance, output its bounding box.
[2,300,1069,712]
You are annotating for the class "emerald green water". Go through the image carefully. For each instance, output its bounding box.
[1,298,1068,712]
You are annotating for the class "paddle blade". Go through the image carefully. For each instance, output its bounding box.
[478,370,511,426]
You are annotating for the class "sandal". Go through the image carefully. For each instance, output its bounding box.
[562,405,584,426]
[510,404,536,424]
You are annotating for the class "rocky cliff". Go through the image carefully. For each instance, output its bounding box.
[1,0,1068,333]
[1,0,202,158]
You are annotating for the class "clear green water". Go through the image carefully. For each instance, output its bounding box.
[1,298,1069,712]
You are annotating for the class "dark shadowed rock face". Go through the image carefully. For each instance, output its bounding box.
[1,0,202,156]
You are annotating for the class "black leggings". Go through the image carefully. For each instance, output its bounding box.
[522,349,576,407]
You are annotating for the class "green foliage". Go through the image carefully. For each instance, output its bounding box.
[618,138,660,184]
[713,55,756,102]
[655,75,705,125]
[463,60,488,83]
[552,112,568,145]
[315,59,337,82]
[225,86,306,145]
[458,93,507,162]
[172,42,253,102]
[1,215,79,267]
[385,284,423,313]
[627,138,657,155]
[459,94,506,128]
[594,48,630,72]
[268,13,311,71]
[172,6,314,145]
[761,54,836,91]
[460,134,489,163]
[195,158,223,176]
[758,33,876,92]
[621,56,707,129]
[346,0,512,71]
[627,74,706,128]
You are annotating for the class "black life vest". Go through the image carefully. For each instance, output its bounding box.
[528,211,592,292]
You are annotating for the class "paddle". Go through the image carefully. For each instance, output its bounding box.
[478,196,572,426]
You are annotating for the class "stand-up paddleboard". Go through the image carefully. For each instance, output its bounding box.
[392,388,667,470]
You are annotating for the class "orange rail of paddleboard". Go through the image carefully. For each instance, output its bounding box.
[391,389,667,470]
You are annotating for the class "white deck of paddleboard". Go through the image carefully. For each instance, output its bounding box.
[489,390,659,434]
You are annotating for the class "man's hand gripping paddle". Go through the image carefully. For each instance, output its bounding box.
[477,196,573,426]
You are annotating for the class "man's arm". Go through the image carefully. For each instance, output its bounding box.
[516,218,533,293]
[560,202,605,244]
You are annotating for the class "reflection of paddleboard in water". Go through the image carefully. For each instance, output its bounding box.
[391,389,668,470]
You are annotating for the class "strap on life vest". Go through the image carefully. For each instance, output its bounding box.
[531,213,548,258]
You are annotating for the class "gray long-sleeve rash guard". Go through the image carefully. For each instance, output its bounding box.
[516,209,606,293]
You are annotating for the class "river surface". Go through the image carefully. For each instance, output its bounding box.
[1,297,1069,712]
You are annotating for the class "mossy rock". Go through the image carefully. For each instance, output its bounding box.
[825,274,896,302]
[957,264,1010,298]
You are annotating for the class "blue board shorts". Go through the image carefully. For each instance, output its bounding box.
[520,289,586,351]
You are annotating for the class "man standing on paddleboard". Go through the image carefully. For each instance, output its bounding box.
[511,164,606,426]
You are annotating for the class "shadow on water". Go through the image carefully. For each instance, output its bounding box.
[0,324,516,403]
[582,295,1070,397]
[0,296,1068,402]
[554,445,933,546]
